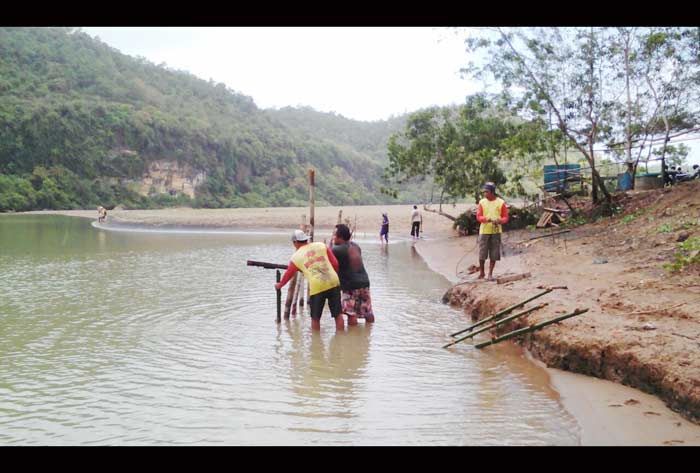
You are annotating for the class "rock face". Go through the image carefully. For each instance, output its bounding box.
[137,160,206,198]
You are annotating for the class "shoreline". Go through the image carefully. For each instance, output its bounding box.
[414,234,700,446]
[13,207,700,445]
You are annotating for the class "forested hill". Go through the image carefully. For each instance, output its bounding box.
[0,27,410,211]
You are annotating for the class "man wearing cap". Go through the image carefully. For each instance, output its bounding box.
[476,182,509,281]
[275,230,344,331]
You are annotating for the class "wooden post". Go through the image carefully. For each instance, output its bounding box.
[309,169,315,242]
[276,270,282,323]
[307,169,315,306]
[291,274,303,316]
[297,213,306,311]
[284,273,298,319]
[443,303,547,348]
[474,308,589,349]
[450,289,554,338]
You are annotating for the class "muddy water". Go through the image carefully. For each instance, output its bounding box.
[0,215,580,445]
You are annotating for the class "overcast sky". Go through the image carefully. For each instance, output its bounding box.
[81,27,699,164]
[82,27,477,122]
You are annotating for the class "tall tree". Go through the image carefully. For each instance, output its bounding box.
[384,96,516,218]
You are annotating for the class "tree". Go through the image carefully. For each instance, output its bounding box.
[464,28,623,205]
[384,97,516,219]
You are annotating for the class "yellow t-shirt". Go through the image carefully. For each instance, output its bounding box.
[479,197,505,235]
[291,242,340,296]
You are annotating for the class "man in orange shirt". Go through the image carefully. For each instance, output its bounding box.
[476,182,509,281]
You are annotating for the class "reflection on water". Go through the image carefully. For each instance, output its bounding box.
[0,215,580,445]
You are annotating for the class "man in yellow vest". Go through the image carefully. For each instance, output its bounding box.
[476,182,509,281]
[275,230,345,331]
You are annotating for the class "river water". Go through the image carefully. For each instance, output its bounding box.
[0,215,580,445]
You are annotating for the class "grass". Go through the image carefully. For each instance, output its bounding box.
[664,236,700,273]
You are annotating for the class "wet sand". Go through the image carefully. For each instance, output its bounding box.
[20,205,700,445]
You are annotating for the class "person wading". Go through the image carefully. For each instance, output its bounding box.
[476,182,509,281]
[331,224,375,326]
[275,230,344,331]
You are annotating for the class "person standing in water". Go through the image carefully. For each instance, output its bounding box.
[379,212,389,245]
[275,230,344,331]
[331,224,375,325]
[410,205,422,240]
[97,206,107,223]
[476,182,509,281]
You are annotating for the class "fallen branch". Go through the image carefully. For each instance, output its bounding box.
[423,204,457,221]
[519,230,571,242]
[497,272,531,284]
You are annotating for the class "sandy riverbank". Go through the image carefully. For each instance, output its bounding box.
[415,234,700,445]
[25,204,469,239]
[21,202,700,444]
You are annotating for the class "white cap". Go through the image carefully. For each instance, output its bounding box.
[292,229,310,242]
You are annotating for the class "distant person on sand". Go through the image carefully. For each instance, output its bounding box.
[380,212,389,245]
[97,206,107,223]
[275,230,344,331]
[476,182,509,281]
[332,224,375,325]
[410,205,422,240]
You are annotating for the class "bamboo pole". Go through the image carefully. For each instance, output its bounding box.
[443,303,547,348]
[474,308,589,349]
[309,169,315,242]
[283,273,298,319]
[291,274,302,316]
[307,169,315,306]
[450,289,553,338]
[276,270,282,323]
[298,214,306,310]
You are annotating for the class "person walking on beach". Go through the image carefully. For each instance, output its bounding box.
[332,224,375,325]
[275,230,344,331]
[410,205,422,240]
[476,182,509,281]
[380,212,389,245]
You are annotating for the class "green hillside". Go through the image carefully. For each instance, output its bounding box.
[0,27,415,211]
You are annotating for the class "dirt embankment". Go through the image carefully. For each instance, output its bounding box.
[438,181,700,423]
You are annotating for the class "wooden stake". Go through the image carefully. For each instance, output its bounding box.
[276,270,282,323]
[450,289,554,338]
[283,273,298,319]
[474,308,589,349]
[307,168,315,306]
[309,168,315,242]
[443,303,548,348]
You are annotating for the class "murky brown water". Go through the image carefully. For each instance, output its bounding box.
[0,215,580,445]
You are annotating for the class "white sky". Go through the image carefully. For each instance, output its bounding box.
[81,27,478,122]
[80,27,699,164]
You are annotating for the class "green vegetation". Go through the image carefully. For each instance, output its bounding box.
[664,237,700,272]
[657,223,673,233]
[0,27,418,211]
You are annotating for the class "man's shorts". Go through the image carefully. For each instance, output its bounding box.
[479,233,501,261]
[341,287,374,319]
[309,286,342,319]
